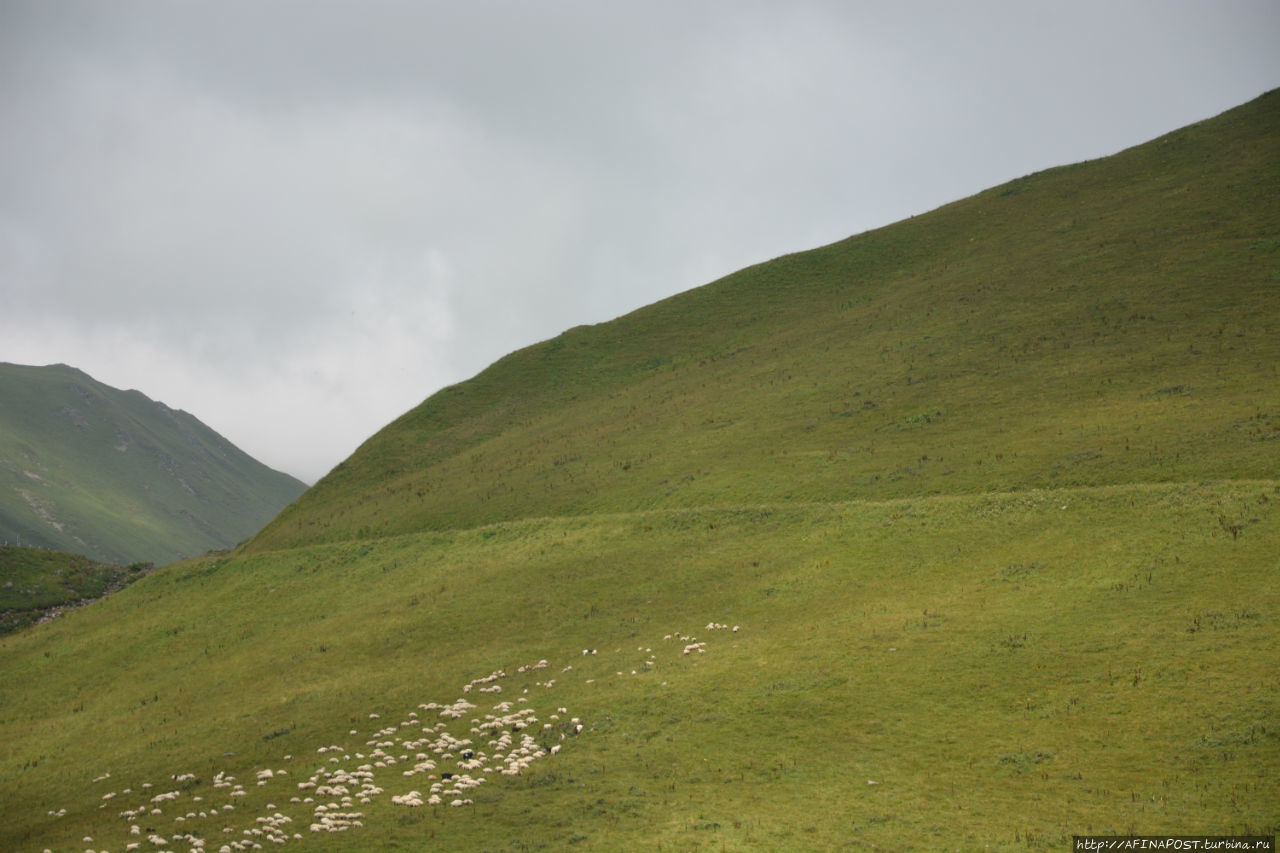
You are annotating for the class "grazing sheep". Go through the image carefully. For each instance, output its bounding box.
[390,791,423,807]
[67,653,590,848]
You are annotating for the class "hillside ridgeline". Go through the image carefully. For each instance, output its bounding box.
[249,89,1279,553]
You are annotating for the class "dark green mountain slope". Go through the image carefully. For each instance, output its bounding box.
[0,544,151,634]
[0,363,306,563]
[250,89,1280,553]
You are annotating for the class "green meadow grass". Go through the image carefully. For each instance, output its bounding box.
[1,92,1278,851]
[1,483,1276,851]
[0,546,152,635]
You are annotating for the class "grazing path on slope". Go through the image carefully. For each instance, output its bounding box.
[248,479,1279,552]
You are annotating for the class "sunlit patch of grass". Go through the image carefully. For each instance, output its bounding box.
[3,482,1278,850]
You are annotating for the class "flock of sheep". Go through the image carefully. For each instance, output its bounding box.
[47,622,738,853]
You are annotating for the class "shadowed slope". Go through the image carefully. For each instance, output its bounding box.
[0,545,152,634]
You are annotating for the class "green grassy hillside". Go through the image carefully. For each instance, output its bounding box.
[249,88,1279,553]
[0,91,1277,852]
[0,545,151,635]
[2,485,1276,851]
[0,363,307,564]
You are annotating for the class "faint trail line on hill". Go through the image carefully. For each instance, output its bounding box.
[243,478,1279,554]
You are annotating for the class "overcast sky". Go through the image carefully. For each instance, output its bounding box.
[2,1,1277,483]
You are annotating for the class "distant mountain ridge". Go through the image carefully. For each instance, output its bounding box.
[0,363,306,564]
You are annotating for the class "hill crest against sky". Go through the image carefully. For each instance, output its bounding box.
[247,88,1280,553]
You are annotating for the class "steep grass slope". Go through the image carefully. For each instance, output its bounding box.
[0,363,307,564]
[249,88,1279,552]
[0,92,1277,852]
